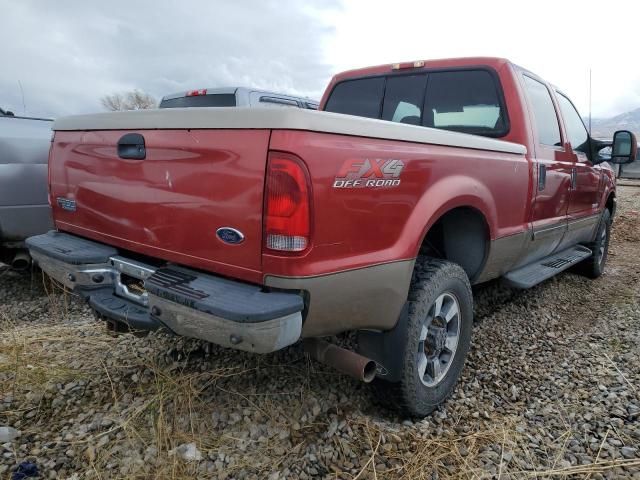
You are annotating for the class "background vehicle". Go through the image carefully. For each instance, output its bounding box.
[159,87,319,110]
[26,57,636,417]
[0,107,54,269]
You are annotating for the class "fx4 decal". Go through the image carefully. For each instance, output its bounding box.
[333,159,405,188]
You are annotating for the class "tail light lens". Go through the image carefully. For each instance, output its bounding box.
[264,152,311,252]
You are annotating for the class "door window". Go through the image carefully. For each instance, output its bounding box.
[556,93,590,155]
[522,75,562,147]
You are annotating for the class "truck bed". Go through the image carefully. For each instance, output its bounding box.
[50,107,527,285]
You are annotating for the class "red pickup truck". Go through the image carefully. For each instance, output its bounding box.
[27,57,636,417]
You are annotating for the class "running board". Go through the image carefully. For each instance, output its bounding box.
[503,245,592,289]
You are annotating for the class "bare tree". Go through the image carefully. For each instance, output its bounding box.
[100,93,126,111]
[101,90,156,111]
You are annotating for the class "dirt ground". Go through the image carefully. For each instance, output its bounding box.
[1,186,639,479]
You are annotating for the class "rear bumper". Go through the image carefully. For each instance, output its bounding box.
[26,231,304,353]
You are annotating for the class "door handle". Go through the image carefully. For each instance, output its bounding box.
[117,133,146,160]
[571,167,577,190]
[538,164,546,191]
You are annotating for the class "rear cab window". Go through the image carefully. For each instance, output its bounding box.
[256,96,300,108]
[324,68,509,138]
[159,94,237,108]
[324,77,385,119]
[425,71,507,136]
[382,74,427,125]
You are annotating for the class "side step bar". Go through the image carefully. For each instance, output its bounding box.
[503,245,592,289]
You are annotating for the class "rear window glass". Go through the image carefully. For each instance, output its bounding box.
[325,69,508,137]
[324,77,385,119]
[424,71,506,136]
[381,74,427,125]
[257,97,299,108]
[159,94,237,108]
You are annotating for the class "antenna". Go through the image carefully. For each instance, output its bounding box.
[588,68,592,135]
[18,80,26,116]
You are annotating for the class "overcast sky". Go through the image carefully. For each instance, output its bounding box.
[2,0,639,119]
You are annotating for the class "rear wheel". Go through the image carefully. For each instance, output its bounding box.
[373,257,473,417]
[578,209,611,279]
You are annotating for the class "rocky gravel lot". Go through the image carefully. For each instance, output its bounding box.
[1,185,639,479]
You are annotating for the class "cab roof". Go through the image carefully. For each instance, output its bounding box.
[330,57,513,84]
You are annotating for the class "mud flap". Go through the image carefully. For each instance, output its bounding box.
[357,302,409,383]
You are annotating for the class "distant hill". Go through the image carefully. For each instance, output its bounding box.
[588,108,640,139]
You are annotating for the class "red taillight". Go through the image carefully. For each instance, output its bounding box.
[264,152,311,253]
[186,89,207,97]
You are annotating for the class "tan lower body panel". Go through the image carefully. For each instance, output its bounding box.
[264,259,415,338]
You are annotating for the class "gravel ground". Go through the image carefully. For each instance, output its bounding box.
[1,186,639,479]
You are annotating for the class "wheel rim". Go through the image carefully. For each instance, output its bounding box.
[598,225,607,265]
[417,292,461,387]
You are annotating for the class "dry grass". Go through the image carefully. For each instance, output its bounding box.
[1,187,639,478]
[1,311,637,479]
[1,265,639,479]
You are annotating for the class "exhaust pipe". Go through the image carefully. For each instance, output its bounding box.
[304,338,377,383]
[11,251,31,271]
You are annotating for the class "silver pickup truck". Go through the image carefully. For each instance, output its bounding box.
[159,87,319,110]
[0,107,54,268]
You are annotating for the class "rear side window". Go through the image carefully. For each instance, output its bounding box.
[381,74,427,125]
[159,94,237,108]
[522,76,562,147]
[424,71,507,136]
[556,93,589,154]
[324,77,385,119]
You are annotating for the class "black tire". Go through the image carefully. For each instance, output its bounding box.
[372,257,473,417]
[578,209,611,279]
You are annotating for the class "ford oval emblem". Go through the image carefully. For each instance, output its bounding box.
[216,227,245,245]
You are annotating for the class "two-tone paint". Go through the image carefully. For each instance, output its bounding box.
[46,57,616,338]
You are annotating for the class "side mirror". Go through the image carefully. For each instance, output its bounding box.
[610,130,637,164]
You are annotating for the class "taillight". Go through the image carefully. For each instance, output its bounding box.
[264,152,311,253]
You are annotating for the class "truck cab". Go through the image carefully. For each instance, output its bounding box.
[320,57,623,286]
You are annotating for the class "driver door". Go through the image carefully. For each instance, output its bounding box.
[555,92,602,247]
[521,74,573,265]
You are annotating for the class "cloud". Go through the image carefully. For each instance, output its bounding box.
[0,0,340,117]
[322,0,640,119]
[3,0,639,120]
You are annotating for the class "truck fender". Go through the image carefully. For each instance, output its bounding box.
[406,175,497,257]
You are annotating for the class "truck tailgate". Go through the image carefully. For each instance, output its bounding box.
[49,129,269,282]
